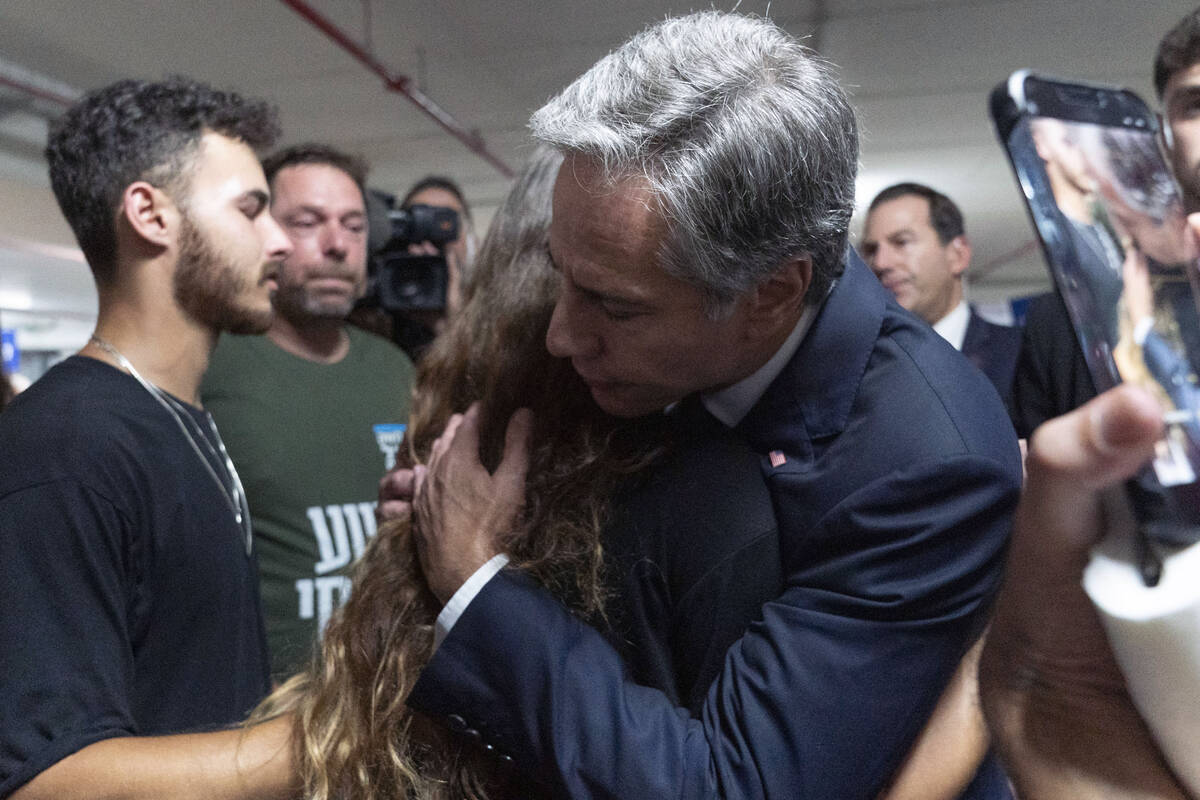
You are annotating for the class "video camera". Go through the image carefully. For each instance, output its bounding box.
[364,190,460,314]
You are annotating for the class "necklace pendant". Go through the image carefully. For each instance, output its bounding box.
[90,333,251,551]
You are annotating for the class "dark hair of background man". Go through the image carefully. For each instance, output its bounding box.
[400,175,472,222]
[261,142,369,197]
[44,76,280,286]
[867,181,965,246]
[1155,8,1200,99]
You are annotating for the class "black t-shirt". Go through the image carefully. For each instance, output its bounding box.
[0,357,270,797]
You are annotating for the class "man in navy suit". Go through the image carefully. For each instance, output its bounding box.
[862,182,1022,411]
[399,12,1021,799]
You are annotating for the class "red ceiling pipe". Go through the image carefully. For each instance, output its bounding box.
[0,74,75,108]
[279,0,514,179]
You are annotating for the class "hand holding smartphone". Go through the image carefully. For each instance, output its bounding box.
[992,72,1200,795]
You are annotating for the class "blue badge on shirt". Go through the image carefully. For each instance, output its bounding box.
[1,329,17,373]
[373,423,407,471]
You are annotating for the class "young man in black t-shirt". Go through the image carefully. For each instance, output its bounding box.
[0,78,297,799]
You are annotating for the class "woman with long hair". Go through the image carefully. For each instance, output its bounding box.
[254,147,782,799]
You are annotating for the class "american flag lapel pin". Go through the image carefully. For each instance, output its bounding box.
[769,450,787,468]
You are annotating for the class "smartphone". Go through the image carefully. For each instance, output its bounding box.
[991,70,1200,578]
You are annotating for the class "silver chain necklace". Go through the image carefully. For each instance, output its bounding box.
[89,335,254,555]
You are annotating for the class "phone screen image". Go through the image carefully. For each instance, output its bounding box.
[1018,114,1200,488]
[992,72,1200,547]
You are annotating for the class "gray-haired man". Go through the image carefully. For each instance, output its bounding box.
[402,12,1021,799]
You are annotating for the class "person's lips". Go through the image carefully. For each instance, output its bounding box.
[573,365,620,392]
[308,274,358,293]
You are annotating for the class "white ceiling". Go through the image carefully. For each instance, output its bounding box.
[0,0,1196,350]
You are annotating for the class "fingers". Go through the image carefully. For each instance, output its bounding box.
[1026,384,1163,491]
[424,404,531,481]
[1017,385,1163,567]
[376,467,416,523]
[376,499,411,524]
[497,408,533,493]
[412,464,429,502]
[379,468,416,501]
[454,404,483,459]
[406,405,522,603]
[429,412,465,465]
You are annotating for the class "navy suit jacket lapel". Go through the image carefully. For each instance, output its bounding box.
[737,250,888,461]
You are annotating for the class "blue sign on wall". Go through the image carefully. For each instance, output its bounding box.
[1,328,18,373]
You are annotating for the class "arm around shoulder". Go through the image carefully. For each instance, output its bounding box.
[410,449,1018,800]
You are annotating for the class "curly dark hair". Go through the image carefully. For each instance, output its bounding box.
[45,76,279,285]
[1155,8,1200,100]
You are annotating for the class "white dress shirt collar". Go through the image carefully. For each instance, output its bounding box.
[702,301,820,428]
[932,299,970,352]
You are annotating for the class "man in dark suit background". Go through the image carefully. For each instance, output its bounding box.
[862,182,1022,410]
[395,12,1021,799]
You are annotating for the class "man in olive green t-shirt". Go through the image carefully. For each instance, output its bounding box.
[202,144,414,681]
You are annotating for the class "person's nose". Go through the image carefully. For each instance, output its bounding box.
[262,214,293,262]
[545,289,600,360]
[321,222,351,261]
[866,243,896,274]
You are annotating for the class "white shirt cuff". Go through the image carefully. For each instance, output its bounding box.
[434,553,510,649]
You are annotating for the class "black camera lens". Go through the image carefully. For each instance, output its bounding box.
[387,204,459,247]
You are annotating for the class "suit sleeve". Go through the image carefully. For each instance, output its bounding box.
[407,453,1018,800]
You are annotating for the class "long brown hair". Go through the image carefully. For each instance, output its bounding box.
[255,147,660,799]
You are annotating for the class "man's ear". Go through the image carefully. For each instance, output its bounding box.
[749,256,811,329]
[119,181,179,249]
[947,235,972,277]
